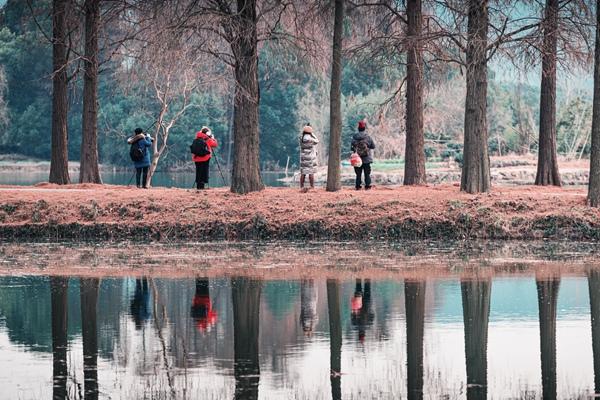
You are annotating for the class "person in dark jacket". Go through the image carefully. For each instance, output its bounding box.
[191,126,218,190]
[351,120,376,190]
[128,127,153,188]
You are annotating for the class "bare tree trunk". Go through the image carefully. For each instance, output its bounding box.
[327,279,342,400]
[535,0,561,186]
[230,0,264,194]
[461,278,491,400]
[326,0,345,192]
[536,277,560,400]
[588,0,600,206]
[79,0,102,184]
[404,0,426,185]
[232,277,261,400]
[80,278,100,400]
[460,0,490,194]
[50,0,71,185]
[405,280,426,400]
[51,277,69,400]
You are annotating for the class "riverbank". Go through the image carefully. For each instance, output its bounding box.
[0,184,599,241]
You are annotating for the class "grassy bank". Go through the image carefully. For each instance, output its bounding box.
[0,184,599,241]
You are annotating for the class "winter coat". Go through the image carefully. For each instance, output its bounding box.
[351,131,376,164]
[300,133,319,174]
[129,133,153,168]
[192,131,218,163]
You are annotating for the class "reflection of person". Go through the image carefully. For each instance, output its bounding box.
[130,278,151,329]
[191,278,218,332]
[300,279,318,336]
[351,279,374,342]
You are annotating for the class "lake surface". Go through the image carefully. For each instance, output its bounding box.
[1,241,600,399]
[0,170,288,188]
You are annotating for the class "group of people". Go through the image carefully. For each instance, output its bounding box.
[128,119,375,191]
[298,119,376,191]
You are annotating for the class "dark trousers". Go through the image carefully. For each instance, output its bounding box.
[195,160,210,189]
[354,163,371,189]
[135,167,148,188]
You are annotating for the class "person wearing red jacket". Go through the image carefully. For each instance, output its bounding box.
[191,126,218,189]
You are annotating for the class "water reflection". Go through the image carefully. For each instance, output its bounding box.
[461,278,491,400]
[5,260,600,398]
[51,277,69,400]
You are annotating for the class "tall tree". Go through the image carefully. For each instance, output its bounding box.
[326,0,345,192]
[461,278,491,400]
[535,0,561,186]
[232,277,261,399]
[49,0,71,185]
[327,279,342,400]
[405,280,426,400]
[404,0,426,185]
[51,277,69,400]
[537,276,560,400]
[588,0,600,206]
[80,278,100,400]
[79,0,102,184]
[460,0,490,193]
[229,0,264,194]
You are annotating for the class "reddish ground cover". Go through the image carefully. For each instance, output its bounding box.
[0,184,598,240]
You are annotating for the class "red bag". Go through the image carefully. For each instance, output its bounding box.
[350,152,363,167]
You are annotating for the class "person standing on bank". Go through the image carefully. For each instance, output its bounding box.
[300,124,319,192]
[351,120,376,190]
[190,126,218,190]
[128,127,153,189]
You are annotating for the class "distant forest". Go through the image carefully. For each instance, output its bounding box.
[0,1,593,171]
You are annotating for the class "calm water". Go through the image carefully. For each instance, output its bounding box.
[0,170,288,188]
[1,242,600,399]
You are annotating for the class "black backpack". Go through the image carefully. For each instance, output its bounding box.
[130,143,145,162]
[355,139,369,157]
[190,138,210,157]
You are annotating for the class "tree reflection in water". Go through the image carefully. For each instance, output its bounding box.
[537,275,560,400]
[50,277,69,400]
[327,279,342,400]
[461,278,491,400]
[590,270,600,396]
[405,280,426,400]
[232,277,261,400]
[80,278,100,400]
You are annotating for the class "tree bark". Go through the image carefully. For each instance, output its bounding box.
[51,277,69,400]
[535,0,561,186]
[327,279,342,400]
[79,0,102,184]
[536,277,560,400]
[404,0,426,185]
[460,0,490,194]
[405,280,426,400]
[588,270,600,394]
[232,277,261,400]
[50,0,71,185]
[80,278,100,400]
[326,0,345,192]
[588,0,600,206]
[461,278,491,400]
[230,0,264,194]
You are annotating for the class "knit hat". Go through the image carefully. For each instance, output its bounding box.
[358,120,366,131]
[303,124,313,134]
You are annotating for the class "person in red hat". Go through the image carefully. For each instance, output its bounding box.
[351,120,376,190]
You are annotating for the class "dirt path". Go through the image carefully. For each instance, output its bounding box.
[0,184,598,241]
